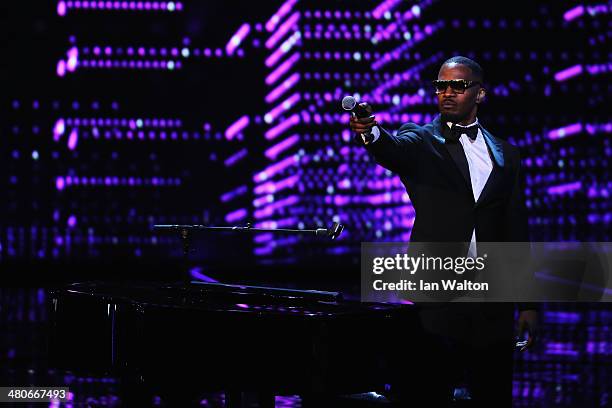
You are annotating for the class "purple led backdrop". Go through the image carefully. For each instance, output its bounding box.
[1,1,611,406]
[3,0,609,270]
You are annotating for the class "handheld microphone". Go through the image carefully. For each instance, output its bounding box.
[342,95,375,143]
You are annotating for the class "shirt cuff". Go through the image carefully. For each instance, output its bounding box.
[362,125,381,144]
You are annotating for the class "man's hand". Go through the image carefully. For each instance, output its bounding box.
[348,106,377,136]
[516,310,539,352]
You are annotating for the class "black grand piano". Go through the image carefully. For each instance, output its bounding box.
[49,223,420,407]
[49,280,418,407]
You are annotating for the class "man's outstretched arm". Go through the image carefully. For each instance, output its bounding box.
[348,111,422,175]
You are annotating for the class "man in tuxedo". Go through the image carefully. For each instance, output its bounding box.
[349,56,538,407]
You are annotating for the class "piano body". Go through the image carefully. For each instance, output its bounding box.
[49,281,418,407]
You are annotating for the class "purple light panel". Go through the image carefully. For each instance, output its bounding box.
[265,53,300,85]
[220,185,248,203]
[371,0,403,19]
[57,0,183,16]
[224,148,248,167]
[264,113,299,140]
[547,123,583,140]
[254,197,299,219]
[67,47,78,71]
[49,115,206,149]
[58,42,246,76]
[265,12,299,49]
[225,208,247,223]
[253,155,299,183]
[67,129,78,150]
[265,31,301,68]
[254,218,298,229]
[264,134,299,160]
[53,119,66,140]
[225,115,250,140]
[55,176,182,190]
[370,1,435,44]
[226,23,251,56]
[264,92,301,123]
[265,73,300,103]
[547,181,582,195]
[248,0,609,271]
[563,5,585,22]
[254,174,300,195]
[554,64,583,82]
[371,22,442,70]
[4,2,612,405]
[265,0,298,32]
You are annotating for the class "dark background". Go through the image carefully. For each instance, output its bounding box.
[1,1,610,406]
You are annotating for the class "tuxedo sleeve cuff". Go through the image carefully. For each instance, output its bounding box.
[362,125,381,144]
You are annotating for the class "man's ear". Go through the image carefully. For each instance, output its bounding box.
[476,88,486,104]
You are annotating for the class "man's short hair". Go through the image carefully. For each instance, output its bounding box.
[441,56,484,82]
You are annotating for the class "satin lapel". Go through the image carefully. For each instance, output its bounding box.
[481,127,504,167]
[432,116,474,198]
[445,143,473,194]
[476,127,505,205]
[476,163,499,206]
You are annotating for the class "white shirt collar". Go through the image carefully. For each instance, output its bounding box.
[446,118,479,129]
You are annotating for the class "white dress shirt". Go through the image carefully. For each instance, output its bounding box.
[365,119,493,256]
[449,119,493,257]
[367,124,381,143]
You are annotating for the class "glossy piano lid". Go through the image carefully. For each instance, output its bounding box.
[57,281,408,317]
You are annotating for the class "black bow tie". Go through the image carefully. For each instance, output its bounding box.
[444,124,479,143]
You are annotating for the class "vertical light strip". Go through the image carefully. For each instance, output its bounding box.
[67,129,79,150]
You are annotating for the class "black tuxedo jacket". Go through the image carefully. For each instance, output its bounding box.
[365,114,529,243]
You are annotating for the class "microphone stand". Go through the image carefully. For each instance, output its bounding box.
[153,221,344,285]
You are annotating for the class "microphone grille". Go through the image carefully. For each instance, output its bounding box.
[341,95,357,111]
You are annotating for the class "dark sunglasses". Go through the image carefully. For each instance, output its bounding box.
[432,79,481,94]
